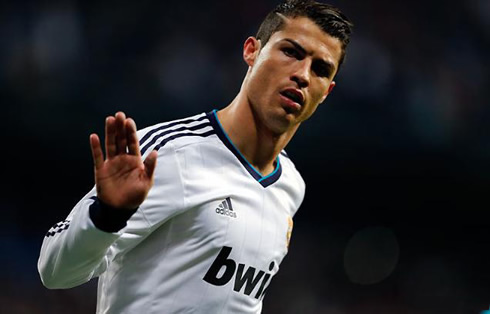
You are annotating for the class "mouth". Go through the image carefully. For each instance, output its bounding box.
[280,89,305,108]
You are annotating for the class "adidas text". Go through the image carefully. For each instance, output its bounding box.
[215,207,237,218]
[215,197,237,218]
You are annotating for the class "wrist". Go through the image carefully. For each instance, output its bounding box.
[89,197,138,233]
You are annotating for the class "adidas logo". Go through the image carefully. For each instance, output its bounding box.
[215,197,236,218]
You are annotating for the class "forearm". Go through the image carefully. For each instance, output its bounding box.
[38,196,127,289]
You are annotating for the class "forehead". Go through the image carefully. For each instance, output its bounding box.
[267,16,343,69]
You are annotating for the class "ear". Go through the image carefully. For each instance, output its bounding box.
[327,81,335,94]
[243,37,261,67]
[320,81,336,102]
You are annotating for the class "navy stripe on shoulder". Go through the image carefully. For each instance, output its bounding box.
[139,114,207,148]
[140,121,211,155]
[153,130,215,151]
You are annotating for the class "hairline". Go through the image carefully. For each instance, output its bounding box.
[260,14,341,73]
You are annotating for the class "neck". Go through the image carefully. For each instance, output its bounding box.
[217,93,299,176]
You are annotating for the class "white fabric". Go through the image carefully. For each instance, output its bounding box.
[38,112,305,314]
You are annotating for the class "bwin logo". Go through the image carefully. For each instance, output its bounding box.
[215,197,236,218]
[203,246,275,300]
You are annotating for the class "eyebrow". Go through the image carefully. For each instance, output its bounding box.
[282,38,336,78]
[283,38,307,55]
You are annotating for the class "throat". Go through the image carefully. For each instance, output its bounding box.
[251,159,277,177]
[216,107,282,176]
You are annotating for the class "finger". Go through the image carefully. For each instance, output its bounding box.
[144,150,158,180]
[105,116,117,158]
[90,133,104,169]
[115,112,127,154]
[125,118,141,157]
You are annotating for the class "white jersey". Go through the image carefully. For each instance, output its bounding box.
[38,110,305,314]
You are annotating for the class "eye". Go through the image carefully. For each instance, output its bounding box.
[312,61,332,78]
[314,66,329,78]
[282,47,300,59]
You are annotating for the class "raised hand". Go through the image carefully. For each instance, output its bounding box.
[89,112,158,210]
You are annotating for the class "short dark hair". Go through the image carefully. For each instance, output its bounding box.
[256,0,353,70]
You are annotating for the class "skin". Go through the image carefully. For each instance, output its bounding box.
[218,16,342,175]
[90,113,157,210]
[90,16,343,210]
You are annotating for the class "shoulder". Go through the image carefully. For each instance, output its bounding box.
[278,150,306,208]
[279,150,304,184]
[136,112,216,157]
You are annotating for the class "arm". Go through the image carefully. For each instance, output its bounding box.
[38,112,158,289]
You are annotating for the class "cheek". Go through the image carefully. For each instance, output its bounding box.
[249,63,282,101]
[252,51,290,83]
[249,62,274,89]
[301,83,330,118]
[311,83,330,104]
[247,65,278,108]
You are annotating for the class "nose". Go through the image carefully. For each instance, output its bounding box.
[291,59,310,88]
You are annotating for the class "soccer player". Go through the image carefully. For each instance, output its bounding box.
[38,0,353,312]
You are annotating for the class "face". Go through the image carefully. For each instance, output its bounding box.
[243,16,342,135]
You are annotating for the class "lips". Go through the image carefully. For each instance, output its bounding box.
[280,89,305,107]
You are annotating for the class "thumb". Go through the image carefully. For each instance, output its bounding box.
[144,150,158,180]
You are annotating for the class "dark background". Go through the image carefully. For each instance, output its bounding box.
[1,0,489,313]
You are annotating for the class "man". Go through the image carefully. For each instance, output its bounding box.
[38,0,353,312]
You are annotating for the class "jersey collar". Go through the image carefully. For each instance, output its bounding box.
[207,110,282,188]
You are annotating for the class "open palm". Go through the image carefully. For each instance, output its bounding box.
[90,112,157,210]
